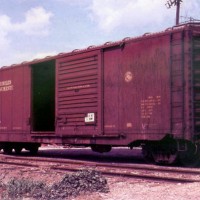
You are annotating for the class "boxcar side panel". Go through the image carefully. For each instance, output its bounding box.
[0,68,13,138]
[0,65,31,142]
[103,47,122,135]
[103,34,171,141]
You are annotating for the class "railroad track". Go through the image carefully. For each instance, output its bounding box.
[0,154,200,183]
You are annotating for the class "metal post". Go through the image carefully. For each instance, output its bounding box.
[166,0,183,26]
[176,0,181,25]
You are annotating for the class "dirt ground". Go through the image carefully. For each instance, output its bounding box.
[74,180,200,200]
[0,165,200,200]
[1,147,200,199]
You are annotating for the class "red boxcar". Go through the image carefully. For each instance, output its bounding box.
[1,22,200,165]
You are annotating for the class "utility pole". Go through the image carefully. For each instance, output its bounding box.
[165,0,183,25]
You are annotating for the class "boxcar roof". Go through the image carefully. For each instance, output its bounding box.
[1,22,200,70]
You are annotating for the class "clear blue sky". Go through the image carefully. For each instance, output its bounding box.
[0,0,199,66]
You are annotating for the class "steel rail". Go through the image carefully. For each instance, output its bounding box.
[0,154,200,183]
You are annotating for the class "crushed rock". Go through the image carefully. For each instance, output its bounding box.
[2,169,109,200]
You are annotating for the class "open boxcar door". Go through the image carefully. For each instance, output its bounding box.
[56,50,103,136]
[31,60,55,133]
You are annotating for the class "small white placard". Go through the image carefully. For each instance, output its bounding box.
[85,113,95,122]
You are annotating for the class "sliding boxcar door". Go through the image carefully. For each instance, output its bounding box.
[56,50,102,136]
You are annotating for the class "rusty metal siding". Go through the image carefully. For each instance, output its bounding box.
[170,30,186,138]
[12,66,25,131]
[103,47,121,135]
[0,68,13,133]
[191,31,200,140]
[23,66,31,132]
[169,27,200,141]
[103,35,171,140]
[56,50,102,135]
[0,65,31,141]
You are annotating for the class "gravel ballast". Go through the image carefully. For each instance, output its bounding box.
[2,169,109,200]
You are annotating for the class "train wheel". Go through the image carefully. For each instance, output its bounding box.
[151,152,178,165]
[178,143,200,167]
[142,140,178,165]
[141,144,154,163]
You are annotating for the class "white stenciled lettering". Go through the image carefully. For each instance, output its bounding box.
[0,80,13,92]
[85,113,95,123]
[141,96,161,119]
[0,80,11,86]
[66,84,90,90]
